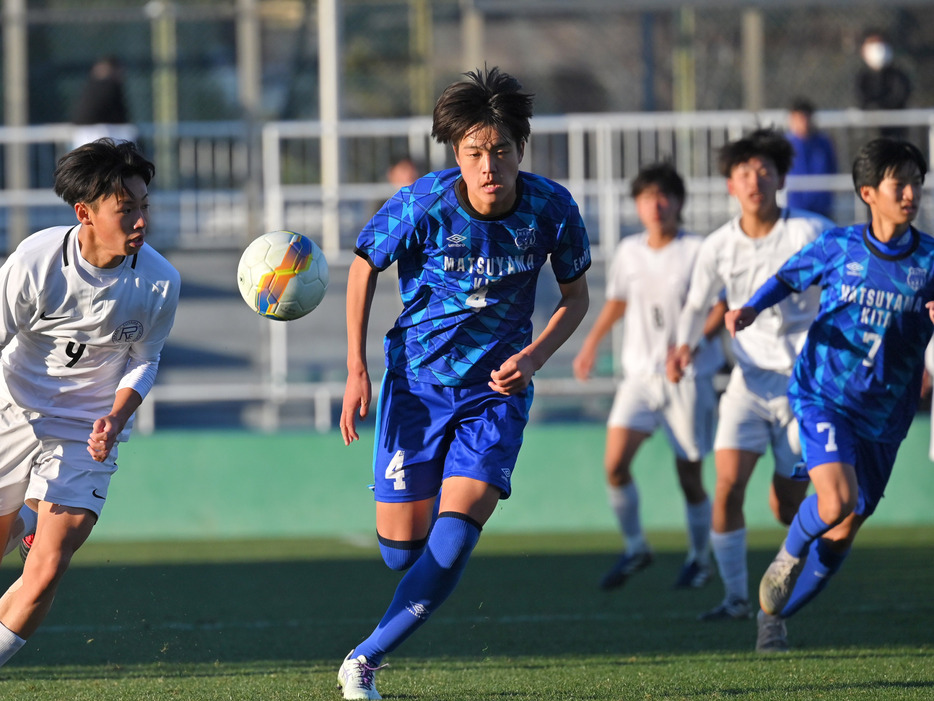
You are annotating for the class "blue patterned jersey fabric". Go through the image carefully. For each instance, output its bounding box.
[776,224,934,443]
[356,168,591,387]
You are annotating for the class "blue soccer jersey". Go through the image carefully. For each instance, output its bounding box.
[776,224,934,443]
[356,168,591,386]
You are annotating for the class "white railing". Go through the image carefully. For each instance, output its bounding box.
[2,109,934,432]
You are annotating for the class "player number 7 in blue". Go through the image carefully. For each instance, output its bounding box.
[816,421,839,453]
[385,450,407,490]
[861,331,882,367]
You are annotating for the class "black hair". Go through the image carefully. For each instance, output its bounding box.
[431,66,534,148]
[54,138,154,208]
[861,27,890,45]
[717,127,795,178]
[852,137,927,193]
[789,97,816,115]
[631,162,686,203]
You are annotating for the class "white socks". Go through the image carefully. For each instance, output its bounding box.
[685,498,712,563]
[0,622,25,667]
[608,483,647,554]
[710,528,748,601]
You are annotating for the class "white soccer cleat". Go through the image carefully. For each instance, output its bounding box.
[756,609,789,653]
[338,651,386,700]
[759,542,805,615]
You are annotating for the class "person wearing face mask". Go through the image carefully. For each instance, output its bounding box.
[856,30,912,138]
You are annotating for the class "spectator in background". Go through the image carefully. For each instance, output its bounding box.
[72,56,137,148]
[856,30,912,138]
[370,157,421,216]
[786,98,838,220]
[386,157,420,190]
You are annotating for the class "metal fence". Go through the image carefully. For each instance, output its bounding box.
[2,107,934,432]
[261,107,934,262]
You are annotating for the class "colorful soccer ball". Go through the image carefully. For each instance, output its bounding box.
[236,231,329,320]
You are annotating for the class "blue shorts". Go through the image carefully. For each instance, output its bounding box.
[797,403,898,517]
[371,372,533,503]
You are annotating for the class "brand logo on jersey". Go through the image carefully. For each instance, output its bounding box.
[907,267,927,291]
[501,468,512,480]
[40,311,72,321]
[406,602,430,620]
[446,233,467,247]
[112,320,144,343]
[845,262,865,276]
[92,488,106,500]
[513,227,536,250]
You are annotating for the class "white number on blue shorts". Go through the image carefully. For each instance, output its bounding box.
[816,421,838,453]
[385,450,407,490]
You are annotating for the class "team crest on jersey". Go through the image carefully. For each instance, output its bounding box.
[907,267,927,291]
[513,227,536,250]
[112,320,144,343]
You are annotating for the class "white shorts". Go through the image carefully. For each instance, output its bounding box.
[713,368,800,478]
[608,373,717,462]
[0,402,117,518]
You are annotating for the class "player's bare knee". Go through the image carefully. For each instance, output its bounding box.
[818,493,856,526]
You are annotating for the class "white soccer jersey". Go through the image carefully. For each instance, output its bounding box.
[0,226,179,434]
[607,231,722,378]
[677,208,830,378]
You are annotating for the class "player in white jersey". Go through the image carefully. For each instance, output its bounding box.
[669,128,832,621]
[574,163,724,591]
[0,139,179,667]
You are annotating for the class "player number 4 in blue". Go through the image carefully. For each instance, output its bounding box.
[385,450,407,490]
[466,285,489,309]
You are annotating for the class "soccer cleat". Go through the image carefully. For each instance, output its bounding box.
[599,549,653,590]
[674,559,711,589]
[759,543,805,615]
[19,533,34,564]
[697,594,753,621]
[756,609,789,653]
[338,651,387,700]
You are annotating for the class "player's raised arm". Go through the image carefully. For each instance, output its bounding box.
[572,298,625,381]
[88,387,143,462]
[725,307,758,337]
[340,255,380,445]
[490,274,589,395]
[727,275,797,337]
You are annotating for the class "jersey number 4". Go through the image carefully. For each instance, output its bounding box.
[385,450,407,490]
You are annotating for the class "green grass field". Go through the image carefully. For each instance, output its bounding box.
[0,527,931,700]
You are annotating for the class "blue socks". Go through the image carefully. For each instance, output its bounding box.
[378,534,427,571]
[784,494,832,558]
[781,537,849,618]
[353,512,481,665]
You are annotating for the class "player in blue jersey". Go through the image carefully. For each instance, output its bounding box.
[726,137,934,652]
[337,67,590,699]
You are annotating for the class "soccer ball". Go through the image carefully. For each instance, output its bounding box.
[237,231,329,320]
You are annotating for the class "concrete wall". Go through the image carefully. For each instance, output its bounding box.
[95,417,934,542]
